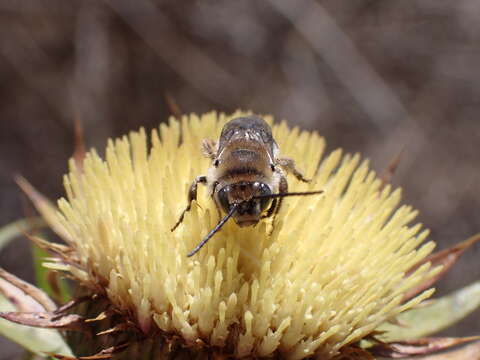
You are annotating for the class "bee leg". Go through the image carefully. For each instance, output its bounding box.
[276,157,310,182]
[267,174,288,235]
[171,175,207,232]
[275,173,288,216]
[261,198,278,219]
[202,139,217,160]
[210,181,223,218]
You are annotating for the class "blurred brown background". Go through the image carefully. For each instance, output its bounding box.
[1,1,479,358]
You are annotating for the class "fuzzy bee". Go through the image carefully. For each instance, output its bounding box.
[172,115,323,256]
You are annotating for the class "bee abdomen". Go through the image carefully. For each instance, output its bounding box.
[223,167,263,177]
[230,149,260,162]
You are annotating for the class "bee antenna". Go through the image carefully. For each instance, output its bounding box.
[252,190,323,200]
[187,203,238,257]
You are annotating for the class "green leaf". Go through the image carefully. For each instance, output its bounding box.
[376,341,480,360]
[31,244,71,304]
[0,293,73,357]
[378,280,480,341]
[0,218,45,252]
[0,218,73,357]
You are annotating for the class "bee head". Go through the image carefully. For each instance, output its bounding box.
[216,181,272,226]
[188,185,322,257]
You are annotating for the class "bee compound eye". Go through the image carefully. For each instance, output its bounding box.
[259,197,272,212]
[257,183,272,211]
[258,183,271,196]
[217,186,231,213]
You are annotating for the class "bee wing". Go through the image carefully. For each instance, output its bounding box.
[202,139,217,159]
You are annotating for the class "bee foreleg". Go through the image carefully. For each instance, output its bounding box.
[276,157,310,183]
[202,139,217,160]
[210,181,223,218]
[266,173,288,235]
[261,198,278,219]
[171,175,207,231]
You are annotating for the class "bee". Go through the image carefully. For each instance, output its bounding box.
[172,115,323,256]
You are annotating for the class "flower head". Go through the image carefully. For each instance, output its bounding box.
[51,112,436,359]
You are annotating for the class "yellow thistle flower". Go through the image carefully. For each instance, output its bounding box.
[38,111,438,359]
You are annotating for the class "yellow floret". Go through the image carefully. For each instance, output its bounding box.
[57,112,435,359]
